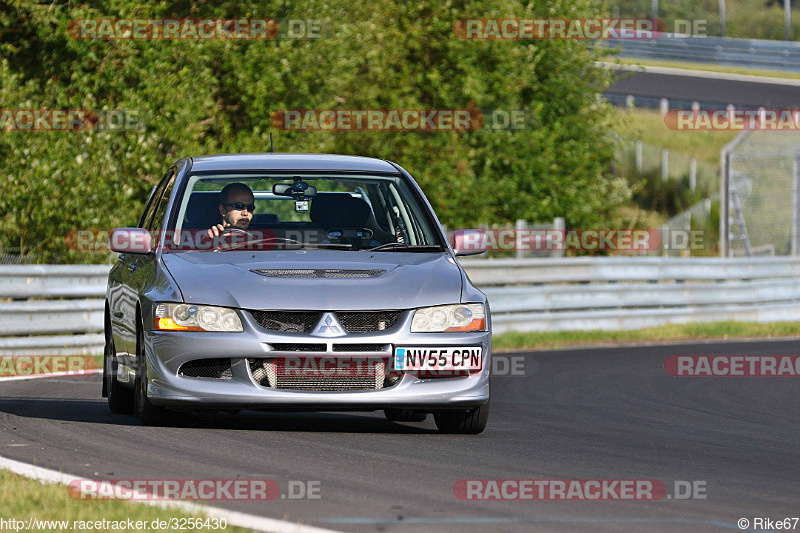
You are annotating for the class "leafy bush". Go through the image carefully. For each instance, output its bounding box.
[0,0,629,263]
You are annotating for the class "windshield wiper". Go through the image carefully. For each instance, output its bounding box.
[366,243,443,252]
[214,237,352,252]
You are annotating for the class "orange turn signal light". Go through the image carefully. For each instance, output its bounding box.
[156,318,204,331]
[444,318,486,332]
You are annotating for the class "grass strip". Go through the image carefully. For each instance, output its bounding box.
[0,469,257,533]
[493,320,800,351]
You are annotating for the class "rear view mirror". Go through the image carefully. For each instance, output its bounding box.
[451,229,487,256]
[272,183,291,195]
[273,181,317,198]
[110,228,152,254]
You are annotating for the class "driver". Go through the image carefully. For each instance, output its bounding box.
[207,183,255,237]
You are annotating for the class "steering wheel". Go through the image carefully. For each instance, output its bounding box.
[221,226,250,235]
[211,226,259,251]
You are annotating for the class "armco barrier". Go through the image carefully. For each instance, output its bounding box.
[461,257,800,333]
[2,257,800,354]
[601,35,800,72]
[0,265,108,355]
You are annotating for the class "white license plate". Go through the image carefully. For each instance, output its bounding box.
[393,347,483,371]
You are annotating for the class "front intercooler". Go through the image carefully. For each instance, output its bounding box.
[248,357,401,391]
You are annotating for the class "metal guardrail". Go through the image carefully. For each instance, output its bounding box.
[0,266,108,355]
[2,258,800,353]
[602,35,800,72]
[464,257,800,333]
[462,256,800,285]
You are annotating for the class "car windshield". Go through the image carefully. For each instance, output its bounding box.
[165,172,445,252]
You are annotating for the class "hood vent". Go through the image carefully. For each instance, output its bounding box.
[252,268,385,279]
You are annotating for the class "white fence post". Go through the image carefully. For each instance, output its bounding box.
[786,0,792,41]
[515,219,526,259]
[553,217,565,258]
[635,141,643,173]
[793,148,800,255]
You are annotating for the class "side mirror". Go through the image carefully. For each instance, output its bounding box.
[109,228,152,254]
[451,229,487,256]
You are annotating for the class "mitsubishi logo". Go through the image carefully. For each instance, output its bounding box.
[313,313,345,337]
[318,315,339,333]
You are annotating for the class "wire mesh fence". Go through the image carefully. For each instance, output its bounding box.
[0,248,29,265]
[615,137,720,256]
[723,131,800,257]
[616,139,718,194]
[660,195,717,257]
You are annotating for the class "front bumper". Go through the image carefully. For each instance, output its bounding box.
[137,311,491,411]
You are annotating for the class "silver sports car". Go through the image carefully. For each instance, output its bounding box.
[103,153,491,433]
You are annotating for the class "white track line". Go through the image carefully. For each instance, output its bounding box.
[0,370,99,382]
[597,61,800,86]
[0,454,341,533]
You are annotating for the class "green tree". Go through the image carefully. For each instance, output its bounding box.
[0,0,628,263]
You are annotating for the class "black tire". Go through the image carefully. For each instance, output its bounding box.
[384,409,428,422]
[434,401,490,434]
[104,325,133,414]
[133,325,171,426]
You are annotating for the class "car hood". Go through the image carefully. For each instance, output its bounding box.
[161,250,463,310]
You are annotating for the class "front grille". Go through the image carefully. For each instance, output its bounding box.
[250,310,403,334]
[249,357,399,391]
[252,269,385,279]
[337,311,402,333]
[251,311,319,332]
[332,344,388,352]
[269,343,326,352]
[178,358,232,379]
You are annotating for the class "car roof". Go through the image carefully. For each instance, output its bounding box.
[188,153,400,173]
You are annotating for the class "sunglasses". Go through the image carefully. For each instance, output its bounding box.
[223,202,256,212]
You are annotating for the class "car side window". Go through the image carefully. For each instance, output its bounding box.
[147,168,177,232]
[139,169,173,229]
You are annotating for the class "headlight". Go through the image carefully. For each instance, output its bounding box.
[411,303,486,333]
[154,303,243,332]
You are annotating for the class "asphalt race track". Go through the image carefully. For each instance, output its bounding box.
[1,339,798,532]
[607,70,800,108]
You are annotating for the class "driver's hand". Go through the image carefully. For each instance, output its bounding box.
[207,223,229,238]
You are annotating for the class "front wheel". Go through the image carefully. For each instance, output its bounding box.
[103,332,133,414]
[133,326,171,426]
[434,402,489,434]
